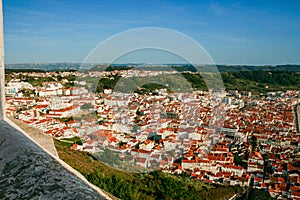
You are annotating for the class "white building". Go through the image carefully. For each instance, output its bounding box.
[5,81,33,96]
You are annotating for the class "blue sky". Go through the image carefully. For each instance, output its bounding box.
[3,0,300,65]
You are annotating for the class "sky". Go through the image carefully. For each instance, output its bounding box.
[3,0,300,65]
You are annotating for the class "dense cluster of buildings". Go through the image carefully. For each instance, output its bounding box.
[5,69,300,199]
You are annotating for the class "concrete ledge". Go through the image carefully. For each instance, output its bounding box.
[6,117,59,157]
[0,120,108,199]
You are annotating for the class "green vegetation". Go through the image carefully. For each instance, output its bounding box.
[135,83,168,94]
[56,137,82,148]
[19,88,35,97]
[248,189,274,200]
[63,74,76,82]
[88,64,133,72]
[104,65,133,71]
[6,65,300,94]
[63,81,74,89]
[5,63,300,73]
[54,140,243,200]
[96,75,121,93]
[171,64,300,72]
[222,71,300,92]
[182,73,208,90]
[73,111,97,121]
[25,76,56,87]
[112,74,192,94]
[233,154,245,166]
[5,68,44,74]
[80,103,94,110]
[218,64,300,72]
[183,71,300,93]
[57,117,74,123]
[250,136,258,150]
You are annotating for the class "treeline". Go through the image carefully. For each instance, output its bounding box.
[171,64,300,72]
[227,71,299,85]
[95,75,121,93]
[181,71,300,93]
[89,64,133,72]
[221,71,300,92]
[93,71,300,94]
[55,141,243,200]
[6,69,300,93]
[218,64,300,72]
[5,68,44,74]
[5,63,300,73]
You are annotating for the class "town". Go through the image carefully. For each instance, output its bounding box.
[5,68,300,200]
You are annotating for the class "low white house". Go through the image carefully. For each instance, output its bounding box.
[5,81,34,96]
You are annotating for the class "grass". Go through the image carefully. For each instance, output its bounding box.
[56,137,82,148]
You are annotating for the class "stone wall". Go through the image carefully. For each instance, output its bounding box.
[0,120,107,199]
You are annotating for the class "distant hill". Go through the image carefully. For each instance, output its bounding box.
[5,63,300,72]
[88,64,133,72]
[217,64,300,72]
[5,63,300,93]
[171,64,300,72]
[5,63,95,71]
